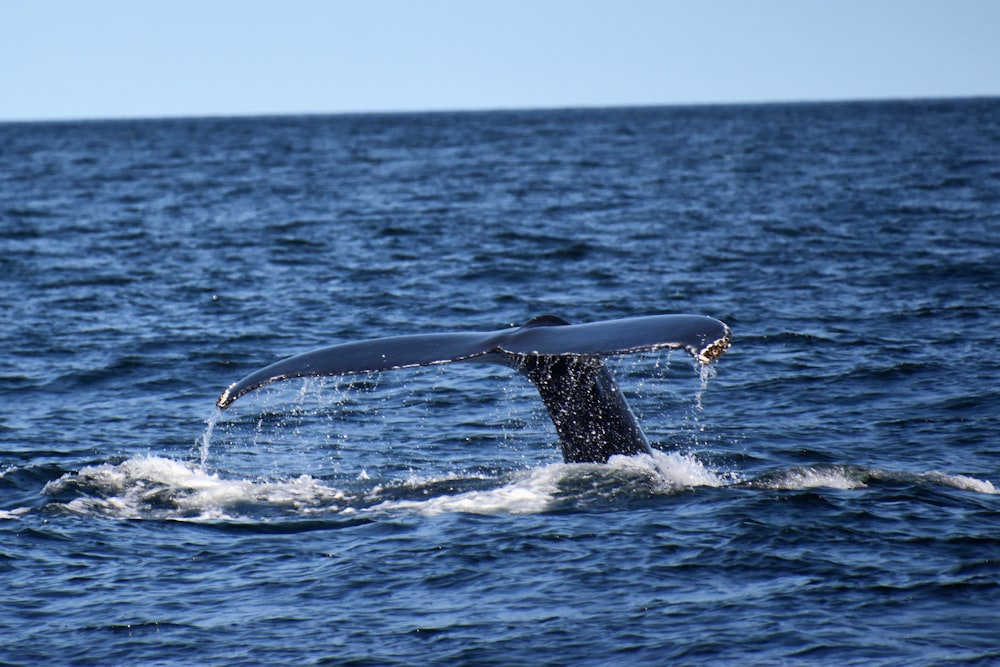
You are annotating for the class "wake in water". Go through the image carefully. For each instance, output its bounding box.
[18,355,998,522]
[35,450,997,523]
[743,463,998,495]
[37,451,720,521]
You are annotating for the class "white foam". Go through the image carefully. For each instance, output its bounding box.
[372,465,561,516]
[43,452,993,523]
[43,455,348,520]
[372,451,729,516]
[37,447,736,520]
[750,466,999,495]
[761,466,867,491]
[609,450,730,489]
[923,471,999,495]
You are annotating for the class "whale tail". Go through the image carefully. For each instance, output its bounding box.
[216,314,731,463]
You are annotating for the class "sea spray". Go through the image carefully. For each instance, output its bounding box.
[195,408,222,470]
[695,359,717,412]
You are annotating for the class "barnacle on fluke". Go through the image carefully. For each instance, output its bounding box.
[696,325,732,364]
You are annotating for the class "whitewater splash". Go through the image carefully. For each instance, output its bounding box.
[33,452,998,523]
[37,451,727,521]
[41,456,349,520]
[372,451,729,516]
[744,463,999,494]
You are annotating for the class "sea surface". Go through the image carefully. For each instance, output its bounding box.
[2,99,999,665]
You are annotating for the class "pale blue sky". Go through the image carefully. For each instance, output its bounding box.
[3,0,998,121]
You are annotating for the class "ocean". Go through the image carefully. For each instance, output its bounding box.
[2,98,999,665]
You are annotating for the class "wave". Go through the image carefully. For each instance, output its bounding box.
[742,463,998,495]
[23,452,995,523]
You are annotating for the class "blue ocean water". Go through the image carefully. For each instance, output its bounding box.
[2,99,999,665]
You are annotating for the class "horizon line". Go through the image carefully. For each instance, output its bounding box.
[2,93,997,125]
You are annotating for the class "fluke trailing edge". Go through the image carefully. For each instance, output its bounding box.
[216,314,732,463]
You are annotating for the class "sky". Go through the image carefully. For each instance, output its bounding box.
[2,0,998,122]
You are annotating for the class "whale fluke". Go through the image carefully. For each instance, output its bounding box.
[216,314,731,463]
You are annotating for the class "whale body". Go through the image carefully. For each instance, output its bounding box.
[217,314,731,463]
